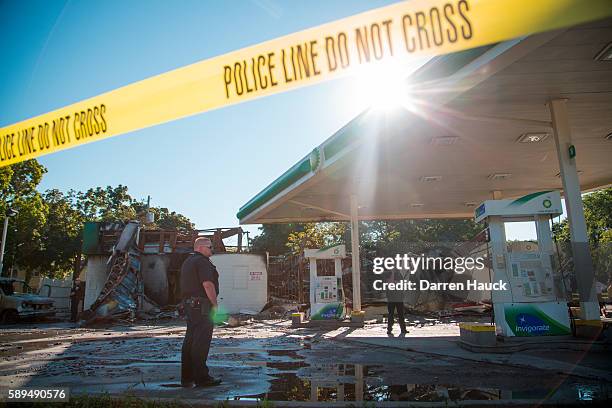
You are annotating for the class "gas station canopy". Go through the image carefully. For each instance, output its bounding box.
[237,18,612,225]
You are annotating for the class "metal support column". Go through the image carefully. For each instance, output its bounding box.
[355,364,364,402]
[350,194,362,312]
[309,257,317,311]
[334,258,342,279]
[549,98,599,320]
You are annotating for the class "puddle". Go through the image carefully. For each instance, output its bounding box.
[230,360,612,403]
[234,373,611,403]
[6,330,611,405]
[58,344,611,404]
[266,361,307,371]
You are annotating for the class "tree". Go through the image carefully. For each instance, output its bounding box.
[0,160,47,204]
[37,189,85,278]
[286,222,347,254]
[131,201,195,231]
[553,188,612,285]
[251,218,481,257]
[251,224,302,255]
[154,208,194,231]
[2,158,197,279]
[73,185,136,222]
[0,160,48,276]
[251,222,347,255]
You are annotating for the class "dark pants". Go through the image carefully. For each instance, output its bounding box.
[181,305,214,384]
[70,295,79,322]
[387,302,406,332]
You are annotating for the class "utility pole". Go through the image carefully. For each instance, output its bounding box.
[145,195,154,224]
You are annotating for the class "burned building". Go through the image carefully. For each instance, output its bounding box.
[79,222,267,323]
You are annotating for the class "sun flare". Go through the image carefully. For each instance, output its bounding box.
[348,60,417,112]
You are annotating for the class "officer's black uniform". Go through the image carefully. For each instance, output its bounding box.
[180,252,219,386]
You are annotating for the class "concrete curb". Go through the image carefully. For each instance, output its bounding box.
[459,338,610,354]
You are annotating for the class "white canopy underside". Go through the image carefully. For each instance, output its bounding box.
[239,18,612,224]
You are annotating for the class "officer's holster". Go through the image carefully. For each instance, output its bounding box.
[184,296,212,316]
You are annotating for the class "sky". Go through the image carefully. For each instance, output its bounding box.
[0,0,541,244]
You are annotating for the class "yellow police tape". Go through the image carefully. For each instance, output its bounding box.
[1,0,611,167]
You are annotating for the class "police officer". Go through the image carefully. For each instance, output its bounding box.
[180,237,222,387]
[70,280,84,322]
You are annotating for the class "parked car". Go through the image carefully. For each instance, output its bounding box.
[0,277,55,324]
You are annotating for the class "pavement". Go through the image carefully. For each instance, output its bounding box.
[0,317,610,406]
[323,322,612,382]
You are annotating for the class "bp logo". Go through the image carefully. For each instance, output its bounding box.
[543,199,552,208]
[310,147,323,172]
[475,203,485,219]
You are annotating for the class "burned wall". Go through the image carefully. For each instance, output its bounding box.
[141,255,170,306]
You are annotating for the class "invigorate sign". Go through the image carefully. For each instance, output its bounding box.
[503,303,571,336]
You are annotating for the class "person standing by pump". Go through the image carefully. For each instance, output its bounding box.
[386,268,408,335]
[180,237,222,387]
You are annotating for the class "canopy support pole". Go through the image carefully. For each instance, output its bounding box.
[549,98,599,320]
[350,194,362,312]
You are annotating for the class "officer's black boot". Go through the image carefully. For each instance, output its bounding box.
[398,304,408,333]
[195,376,222,387]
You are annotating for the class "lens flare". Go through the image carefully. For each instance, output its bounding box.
[349,60,416,112]
[211,305,229,325]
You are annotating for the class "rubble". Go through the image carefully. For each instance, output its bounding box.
[256,299,299,320]
[81,223,141,325]
[79,221,265,326]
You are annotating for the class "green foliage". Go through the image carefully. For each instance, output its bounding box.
[362,219,482,244]
[251,223,302,255]
[1,160,195,279]
[553,188,611,245]
[553,187,612,284]
[153,209,194,231]
[37,189,86,277]
[251,222,347,255]
[360,219,483,257]
[252,218,481,257]
[286,222,347,254]
[132,201,195,231]
[0,159,47,203]
[0,160,48,275]
[73,185,136,222]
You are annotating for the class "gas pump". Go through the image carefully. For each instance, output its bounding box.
[475,191,571,337]
[304,244,346,320]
